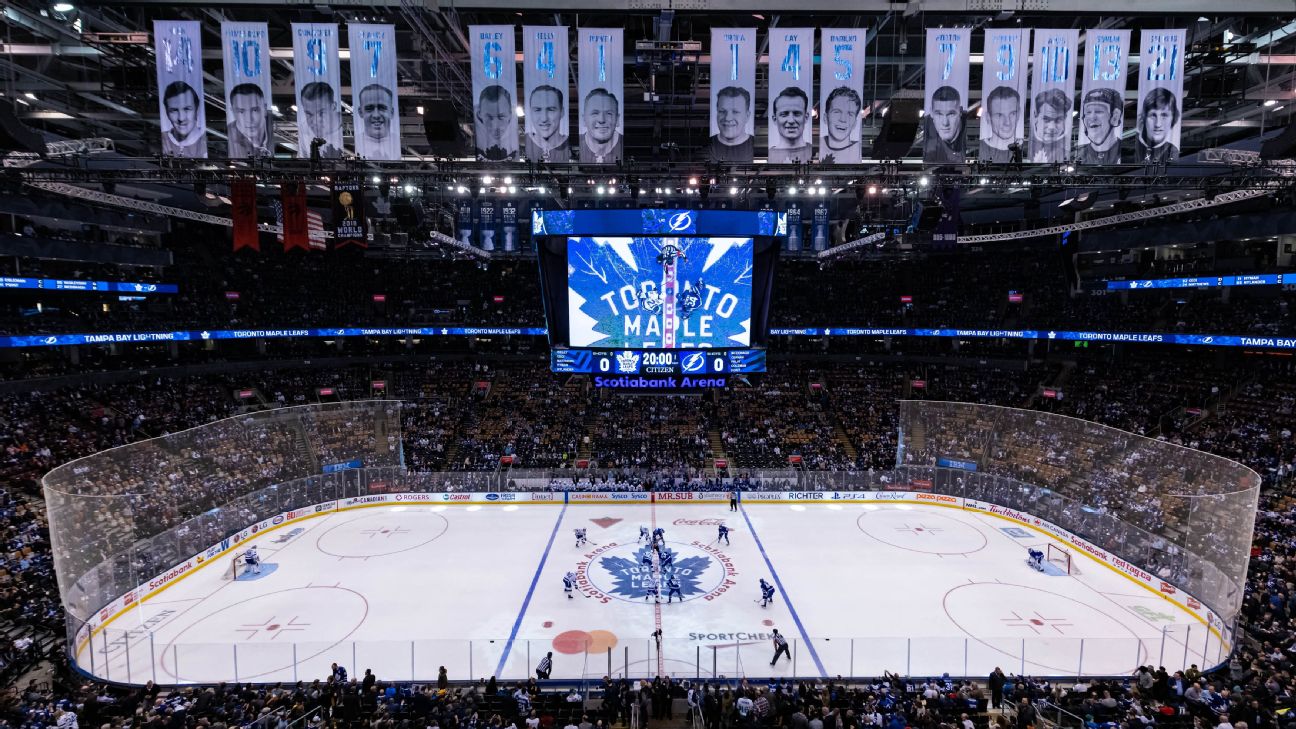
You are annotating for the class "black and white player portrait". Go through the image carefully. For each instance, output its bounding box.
[819,86,862,164]
[768,86,812,164]
[299,81,342,158]
[709,85,753,162]
[1030,88,1072,163]
[978,85,1021,164]
[227,82,271,158]
[1076,88,1123,165]
[525,84,570,163]
[355,83,398,160]
[475,84,518,161]
[161,80,207,158]
[1136,88,1180,163]
[922,85,965,164]
[579,88,622,164]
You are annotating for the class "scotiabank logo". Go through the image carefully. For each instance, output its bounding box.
[658,493,694,500]
[147,560,194,590]
[442,493,472,501]
[916,493,958,504]
[674,518,725,526]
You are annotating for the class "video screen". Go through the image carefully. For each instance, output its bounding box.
[565,236,753,349]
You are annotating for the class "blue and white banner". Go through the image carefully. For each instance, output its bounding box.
[978,28,1029,164]
[811,202,831,251]
[709,28,757,163]
[478,199,498,251]
[292,23,343,158]
[785,201,803,252]
[221,22,272,158]
[1136,29,1186,164]
[523,26,571,163]
[767,28,815,163]
[455,199,476,247]
[154,21,208,158]
[349,23,401,161]
[565,237,755,349]
[923,27,971,164]
[819,28,866,164]
[1077,29,1129,165]
[577,28,623,164]
[531,208,787,237]
[1029,29,1079,163]
[470,25,519,161]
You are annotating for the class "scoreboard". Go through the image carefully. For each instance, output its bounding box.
[551,348,766,375]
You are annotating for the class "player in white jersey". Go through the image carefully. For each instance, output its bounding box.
[639,526,650,543]
[243,545,262,575]
[574,528,587,547]
[643,573,660,603]
[563,571,577,598]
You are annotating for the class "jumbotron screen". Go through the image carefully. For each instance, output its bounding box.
[536,234,779,353]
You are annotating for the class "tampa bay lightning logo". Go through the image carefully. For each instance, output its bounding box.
[668,211,693,232]
[598,544,712,601]
[681,351,706,373]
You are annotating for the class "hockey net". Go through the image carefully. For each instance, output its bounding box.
[224,550,250,581]
[1046,543,1079,575]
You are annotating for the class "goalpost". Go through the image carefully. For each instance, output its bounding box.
[1045,543,1079,575]
[224,549,252,580]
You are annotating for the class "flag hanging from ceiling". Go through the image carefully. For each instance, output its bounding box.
[292,23,343,159]
[280,182,310,251]
[221,21,272,159]
[154,20,208,158]
[349,24,401,161]
[231,180,258,252]
[331,180,367,249]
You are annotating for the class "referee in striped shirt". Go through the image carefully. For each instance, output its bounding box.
[537,651,554,680]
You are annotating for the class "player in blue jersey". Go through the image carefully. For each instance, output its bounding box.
[574,528,588,547]
[660,549,674,569]
[717,524,731,545]
[1028,548,1045,571]
[665,574,683,603]
[653,527,665,542]
[563,571,577,599]
[760,579,776,607]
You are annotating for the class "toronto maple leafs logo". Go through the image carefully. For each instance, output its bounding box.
[597,544,712,601]
[616,350,640,373]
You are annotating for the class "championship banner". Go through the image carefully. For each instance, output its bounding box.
[231,180,258,252]
[786,201,803,252]
[281,182,310,252]
[767,28,814,163]
[1077,29,1129,165]
[923,27,971,164]
[470,25,519,161]
[811,201,831,251]
[522,26,571,163]
[978,28,1029,164]
[292,23,343,159]
[1136,29,1185,163]
[478,199,498,251]
[501,200,519,252]
[1029,29,1079,163]
[221,22,272,158]
[349,24,401,161]
[577,28,624,164]
[819,28,866,164]
[709,28,757,163]
[456,199,475,247]
[331,181,367,249]
[154,21,208,158]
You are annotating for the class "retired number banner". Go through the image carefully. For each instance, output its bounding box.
[221,22,271,158]
[978,28,1029,164]
[923,27,970,164]
[1136,29,1185,163]
[1029,29,1079,163]
[767,28,814,163]
[522,26,571,163]
[349,24,401,161]
[709,28,756,163]
[292,23,343,159]
[577,28,624,164]
[1077,29,1129,165]
[470,25,519,161]
[820,29,866,164]
[155,21,208,158]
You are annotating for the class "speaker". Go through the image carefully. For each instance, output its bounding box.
[422,104,463,154]
[0,102,45,154]
[872,98,922,159]
[1261,123,1296,160]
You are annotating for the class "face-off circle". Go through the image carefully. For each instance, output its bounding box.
[856,509,988,556]
[316,509,449,558]
[577,540,736,604]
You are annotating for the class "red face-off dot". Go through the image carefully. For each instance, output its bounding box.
[267,625,280,631]
[1030,619,1044,626]
[543,621,554,628]
[762,619,774,627]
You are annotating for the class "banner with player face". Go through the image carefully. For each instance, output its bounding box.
[349,24,401,161]
[221,22,271,159]
[1136,29,1186,164]
[820,29,866,164]
[1078,29,1130,165]
[767,28,814,164]
[577,28,624,165]
[292,23,343,159]
[522,26,571,163]
[470,25,519,161]
[923,27,971,164]
[1029,29,1079,163]
[154,21,208,159]
[978,28,1029,164]
[710,28,757,164]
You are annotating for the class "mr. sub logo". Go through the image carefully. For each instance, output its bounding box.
[657,492,694,501]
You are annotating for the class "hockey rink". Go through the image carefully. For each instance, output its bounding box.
[79,501,1227,684]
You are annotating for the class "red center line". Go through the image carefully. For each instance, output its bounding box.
[651,498,664,675]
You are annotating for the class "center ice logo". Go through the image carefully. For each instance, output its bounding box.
[599,544,712,600]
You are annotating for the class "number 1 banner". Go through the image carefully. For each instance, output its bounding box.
[1136,29,1185,163]
[710,28,756,163]
[577,28,623,164]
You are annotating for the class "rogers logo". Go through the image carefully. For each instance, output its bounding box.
[673,518,725,526]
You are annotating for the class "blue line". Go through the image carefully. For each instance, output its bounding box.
[497,503,568,678]
[738,504,827,678]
